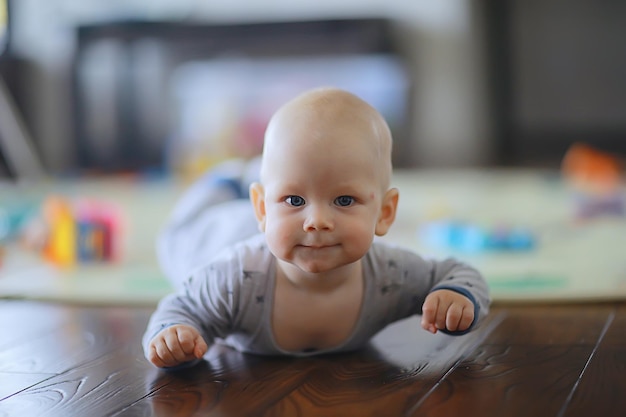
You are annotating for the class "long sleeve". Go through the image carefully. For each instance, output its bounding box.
[426,257,490,334]
[364,242,491,333]
[142,263,236,360]
[143,234,278,360]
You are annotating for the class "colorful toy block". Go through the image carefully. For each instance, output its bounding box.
[41,196,122,267]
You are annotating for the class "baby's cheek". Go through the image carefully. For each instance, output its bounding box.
[265,225,293,259]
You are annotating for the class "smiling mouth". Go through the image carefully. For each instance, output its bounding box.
[299,244,338,249]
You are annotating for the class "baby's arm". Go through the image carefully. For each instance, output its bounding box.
[417,255,490,335]
[421,289,475,334]
[148,324,208,368]
[143,268,233,368]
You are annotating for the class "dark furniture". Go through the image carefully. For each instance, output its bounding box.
[0,0,45,180]
[71,18,409,172]
[484,0,626,166]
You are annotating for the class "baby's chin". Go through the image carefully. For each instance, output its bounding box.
[280,253,364,276]
[281,258,340,275]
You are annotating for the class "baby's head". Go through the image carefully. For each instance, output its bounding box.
[260,87,393,191]
[250,87,398,274]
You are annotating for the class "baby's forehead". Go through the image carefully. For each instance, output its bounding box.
[286,91,372,121]
[273,101,382,143]
[262,88,392,185]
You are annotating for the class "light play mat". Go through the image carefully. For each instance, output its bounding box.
[0,169,625,305]
[386,170,626,303]
[0,178,178,306]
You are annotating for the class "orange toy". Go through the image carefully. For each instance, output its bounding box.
[561,143,623,195]
[561,143,625,218]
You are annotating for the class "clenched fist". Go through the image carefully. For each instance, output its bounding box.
[421,289,475,334]
[148,324,208,368]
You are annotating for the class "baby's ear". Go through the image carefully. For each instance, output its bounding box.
[375,188,399,236]
[249,182,267,232]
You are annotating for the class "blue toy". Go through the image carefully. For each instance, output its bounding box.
[418,220,535,253]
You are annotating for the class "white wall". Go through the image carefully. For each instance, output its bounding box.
[10,0,492,172]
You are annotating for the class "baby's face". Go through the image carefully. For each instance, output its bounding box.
[258,117,388,274]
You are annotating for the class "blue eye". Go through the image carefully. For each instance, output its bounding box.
[334,196,354,207]
[285,195,305,207]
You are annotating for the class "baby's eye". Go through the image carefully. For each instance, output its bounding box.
[334,196,355,207]
[285,195,306,207]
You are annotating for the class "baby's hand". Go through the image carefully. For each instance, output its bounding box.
[148,324,208,368]
[421,289,475,334]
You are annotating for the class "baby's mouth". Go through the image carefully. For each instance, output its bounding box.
[299,243,338,249]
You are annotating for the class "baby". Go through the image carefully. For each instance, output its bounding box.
[143,87,490,368]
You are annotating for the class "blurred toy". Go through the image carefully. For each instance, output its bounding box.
[27,196,122,267]
[562,143,622,191]
[561,143,625,219]
[0,201,38,268]
[42,197,75,266]
[419,220,536,253]
[0,201,38,242]
[74,199,121,263]
[570,192,625,219]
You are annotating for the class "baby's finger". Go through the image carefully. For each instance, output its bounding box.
[445,303,464,332]
[176,327,199,356]
[421,296,439,331]
[193,334,209,358]
[458,307,475,331]
[153,338,178,367]
[149,343,167,368]
[423,322,438,334]
[434,299,451,330]
[164,329,188,364]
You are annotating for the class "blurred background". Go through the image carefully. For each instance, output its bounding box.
[1,0,625,179]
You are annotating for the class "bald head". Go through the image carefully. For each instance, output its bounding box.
[261,88,393,190]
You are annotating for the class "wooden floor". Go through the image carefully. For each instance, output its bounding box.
[0,299,624,416]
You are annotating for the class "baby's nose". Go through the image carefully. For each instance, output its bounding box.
[303,206,334,231]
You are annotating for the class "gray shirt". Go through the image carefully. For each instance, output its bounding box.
[143,233,490,360]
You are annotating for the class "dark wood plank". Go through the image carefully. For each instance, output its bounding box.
[404,305,619,417]
[409,344,595,417]
[0,301,70,350]
[0,303,152,374]
[562,346,626,417]
[1,299,625,417]
[0,307,500,417]
[114,314,503,417]
[0,346,156,416]
[0,372,56,401]
[485,305,614,345]
[0,324,103,374]
[602,305,626,346]
[561,307,626,417]
[147,351,436,417]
